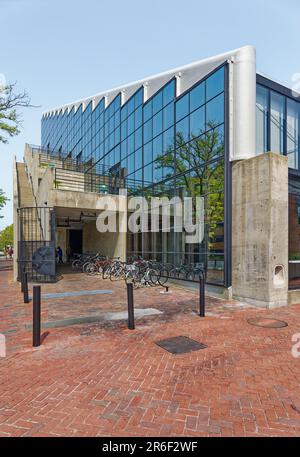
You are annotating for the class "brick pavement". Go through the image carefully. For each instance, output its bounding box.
[1,269,300,437]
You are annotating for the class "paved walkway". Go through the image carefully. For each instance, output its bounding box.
[1,270,300,436]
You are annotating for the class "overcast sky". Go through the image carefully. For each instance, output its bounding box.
[0,0,299,229]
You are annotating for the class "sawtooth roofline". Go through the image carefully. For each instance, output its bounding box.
[42,45,254,118]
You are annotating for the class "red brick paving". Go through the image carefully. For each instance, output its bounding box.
[1,269,300,437]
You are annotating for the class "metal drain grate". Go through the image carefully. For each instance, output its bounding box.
[155,336,207,354]
[247,317,288,328]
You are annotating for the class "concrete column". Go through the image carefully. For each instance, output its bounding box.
[232,152,288,308]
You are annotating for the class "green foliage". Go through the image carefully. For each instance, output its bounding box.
[0,224,13,250]
[153,122,225,249]
[0,82,32,144]
[0,189,8,219]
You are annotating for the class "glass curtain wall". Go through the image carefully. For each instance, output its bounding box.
[256,82,300,169]
[42,66,227,285]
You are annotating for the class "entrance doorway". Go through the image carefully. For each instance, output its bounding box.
[69,230,83,257]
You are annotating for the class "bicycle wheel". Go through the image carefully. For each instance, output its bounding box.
[103,265,112,279]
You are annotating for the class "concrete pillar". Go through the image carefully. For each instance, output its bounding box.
[232,152,288,308]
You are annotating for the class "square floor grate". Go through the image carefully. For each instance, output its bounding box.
[155,336,207,354]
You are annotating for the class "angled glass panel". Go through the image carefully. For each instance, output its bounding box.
[270,91,285,154]
[176,94,189,122]
[176,116,189,143]
[144,141,153,166]
[163,80,175,106]
[153,91,163,114]
[153,111,163,137]
[153,134,163,160]
[144,119,153,144]
[206,67,224,101]
[287,99,299,169]
[190,106,205,138]
[190,82,205,112]
[163,103,174,130]
[206,93,224,130]
[256,84,268,154]
[144,100,152,122]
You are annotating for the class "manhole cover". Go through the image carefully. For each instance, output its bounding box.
[155,336,207,354]
[247,317,288,328]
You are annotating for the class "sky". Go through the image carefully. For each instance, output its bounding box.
[0,0,299,229]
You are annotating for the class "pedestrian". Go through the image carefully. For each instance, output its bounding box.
[56,246,63,264]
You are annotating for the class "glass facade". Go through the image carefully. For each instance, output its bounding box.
[42,65,227,285]
[257,78,300,289]
[256,82,300,169]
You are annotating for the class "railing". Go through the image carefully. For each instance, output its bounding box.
[53,167,146,195]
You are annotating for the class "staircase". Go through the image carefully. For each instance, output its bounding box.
[16,163,34,207]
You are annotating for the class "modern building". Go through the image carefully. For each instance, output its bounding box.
[13,45,300,307]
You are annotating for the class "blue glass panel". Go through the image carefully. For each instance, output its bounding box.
[121,121,127,140]
[153,91,163,114]
[206,93,224,129]
[270,91,285,154]
[127,113,135,136]
[135,106,142,129]
[135,147,143,170]
[153,160,163,182]
[153,134,163,160]
[190,82,205,112]
[144,119,152,143]
[115,144,121,163]
[115,109,120,127]
[144,141,152,166]
[206,67,224,101]
[153,111,163,137]
[135,127,142,150]
[256,84,268,154]
[176,117,189,142]
[127,133,134,155]
[128,153,135,173]
[127,97,135,115]
[190,106,205,138]
[135,168,142,182]
[163,80,175,106]
[121,105,127,122]
[121,139,127,158]
[144,100,152,122]
[144,163,153,183]
[114,126,120,145]
[176,94,189,122]
[163,103,174,130]
[135,88,143,108]
[163,127,174,152]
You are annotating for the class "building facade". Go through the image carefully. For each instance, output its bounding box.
[13,45,300,307]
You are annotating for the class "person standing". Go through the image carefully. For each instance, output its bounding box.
[56,246,63,264]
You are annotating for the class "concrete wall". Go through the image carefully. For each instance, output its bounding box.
[83,219,126,260]
[232,152,288,308]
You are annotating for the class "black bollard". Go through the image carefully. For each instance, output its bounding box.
[126,282,135,330]
[33,285,41,347]
[199,272,205,317]
[21,268,25,293]
[23,272,29,304]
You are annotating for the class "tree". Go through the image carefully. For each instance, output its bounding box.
[0,189,8,219]
[0,224,13,250]
[0,82,33,144]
